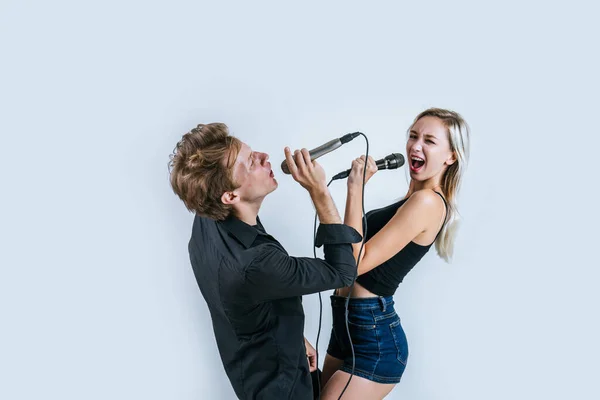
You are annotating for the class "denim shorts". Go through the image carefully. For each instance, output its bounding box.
[326,295,408,384]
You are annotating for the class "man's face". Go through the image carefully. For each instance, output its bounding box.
[229,141,278,204]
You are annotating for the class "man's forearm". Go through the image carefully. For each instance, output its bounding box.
[309,186,341,224]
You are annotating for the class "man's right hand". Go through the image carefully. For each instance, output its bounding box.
[284,147,328,195]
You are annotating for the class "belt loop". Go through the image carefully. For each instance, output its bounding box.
[379,296,387,312]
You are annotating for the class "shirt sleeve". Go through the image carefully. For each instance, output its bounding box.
[244,224,362,302]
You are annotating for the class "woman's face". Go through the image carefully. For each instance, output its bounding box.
[406,116,455,181]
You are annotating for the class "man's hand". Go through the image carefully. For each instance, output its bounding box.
[284,146,341,224]
[284,147,328,195]
[304,337,317,373]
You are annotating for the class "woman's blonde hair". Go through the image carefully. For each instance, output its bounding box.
[409,108,470,262]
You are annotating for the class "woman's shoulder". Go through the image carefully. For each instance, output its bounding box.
[392,190,447,226]
[406,189,446,207]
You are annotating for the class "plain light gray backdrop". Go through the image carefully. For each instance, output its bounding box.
[1,1,599,399]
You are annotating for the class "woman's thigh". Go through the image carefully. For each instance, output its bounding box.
[320,370,396,400]
[321,353,344,388]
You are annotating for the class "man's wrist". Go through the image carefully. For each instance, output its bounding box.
[308,184,329,198]
[310,189,342,224]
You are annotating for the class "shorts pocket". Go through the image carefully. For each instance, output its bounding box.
[348,320,377,330]
[374,311,398,323]
[389,319,409,366]
[347,310,376,330]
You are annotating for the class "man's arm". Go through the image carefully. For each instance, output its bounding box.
[244,223,361,302]
[243,147,362,302]
[285,147,341,224]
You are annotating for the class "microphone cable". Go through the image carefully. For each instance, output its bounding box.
[312,132,369,400]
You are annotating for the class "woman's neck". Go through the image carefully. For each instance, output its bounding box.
[406,177,443,197]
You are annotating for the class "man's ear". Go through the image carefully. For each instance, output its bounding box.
[221,190,240,205]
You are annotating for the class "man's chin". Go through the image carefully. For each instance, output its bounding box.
[268,181,278,193]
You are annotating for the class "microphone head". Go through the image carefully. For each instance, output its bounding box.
[385,153,405,169]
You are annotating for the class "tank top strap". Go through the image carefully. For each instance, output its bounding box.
[432,191,448,241]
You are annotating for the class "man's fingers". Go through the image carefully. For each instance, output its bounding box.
[284,147,299,176]
[301,148,313,171]
[294,149,306,171]
[307,356,317,372]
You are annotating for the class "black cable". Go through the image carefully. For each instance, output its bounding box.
[312,133,369,400]
[313,179,333,400]
[337,133,369,399]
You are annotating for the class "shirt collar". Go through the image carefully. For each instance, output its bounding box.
[219,214,266,249]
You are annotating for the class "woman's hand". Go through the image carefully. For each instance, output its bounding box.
[347,155,378,189]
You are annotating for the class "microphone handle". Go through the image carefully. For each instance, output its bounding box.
[281,138,342,174]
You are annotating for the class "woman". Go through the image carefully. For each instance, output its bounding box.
[321,108,470,399]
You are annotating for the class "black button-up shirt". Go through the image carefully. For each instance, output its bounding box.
[188,214,361,400]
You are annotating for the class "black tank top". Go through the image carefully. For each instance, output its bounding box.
[355,191,447,297]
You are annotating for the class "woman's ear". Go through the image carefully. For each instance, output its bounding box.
[446,151,457,166]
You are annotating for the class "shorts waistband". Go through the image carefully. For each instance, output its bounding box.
[330,295,394,311]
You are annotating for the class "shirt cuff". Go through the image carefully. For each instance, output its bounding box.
[314,224,362,248]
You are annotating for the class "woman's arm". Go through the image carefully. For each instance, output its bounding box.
[352,189,443,275]
[343,156,445,275]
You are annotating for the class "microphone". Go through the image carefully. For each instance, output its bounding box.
[281,132,362,174]
[331,153,405,180]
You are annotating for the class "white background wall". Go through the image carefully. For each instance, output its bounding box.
[1,1,599,399]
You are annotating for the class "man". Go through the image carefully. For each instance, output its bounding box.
[169,123,360,399]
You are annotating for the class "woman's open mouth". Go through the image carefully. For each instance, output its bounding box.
[410,156,425,172]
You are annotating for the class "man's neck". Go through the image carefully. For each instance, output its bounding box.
[232,200,263,226]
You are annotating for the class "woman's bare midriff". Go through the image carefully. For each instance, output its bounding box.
[336,281,379,298]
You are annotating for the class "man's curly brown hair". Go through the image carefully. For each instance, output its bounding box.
[169,123,241,220]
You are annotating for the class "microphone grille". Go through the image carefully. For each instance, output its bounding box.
[387,153,405,169]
